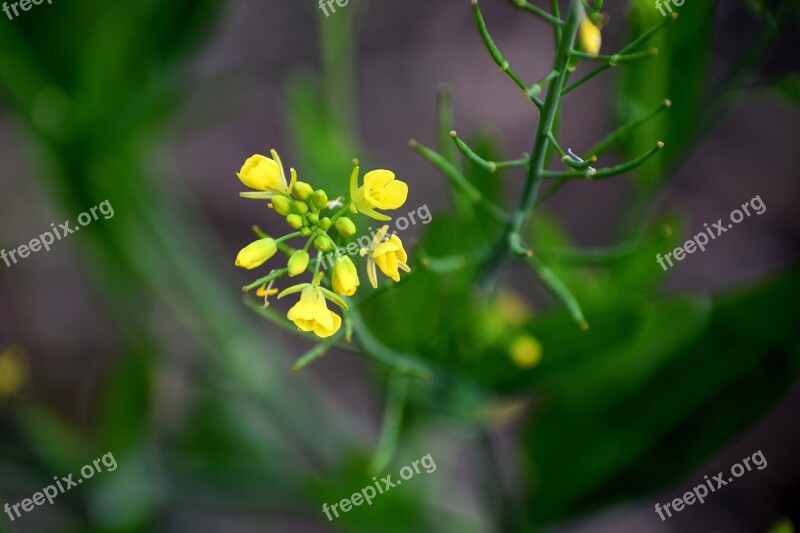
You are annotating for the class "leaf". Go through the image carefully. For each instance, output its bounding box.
[522,268,800,526]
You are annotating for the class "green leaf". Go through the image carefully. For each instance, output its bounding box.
[522,268,800,526]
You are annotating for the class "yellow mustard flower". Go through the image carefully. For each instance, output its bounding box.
[238,149,297,199]
[360,225,410,288]
[279,274,349,339]
[509,335,542,369]
[332,256,359,296]
[235,238,277,270]
[0,348,26,398]
[349,164,408,221]
[579,15,602,55]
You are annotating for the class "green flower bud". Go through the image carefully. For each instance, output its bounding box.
[312,189,328,210]
[335,217,357,237]
[314,234,334,252]
[300,227,313,237]
[293,181,314,200]
[307,213,319,225]
[287,249,310,277]
[319,217,332,230]
[271,195,292,216]
[294,200,309,214]
[286,214,303,230]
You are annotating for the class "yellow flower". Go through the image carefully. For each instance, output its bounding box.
[361,225,410,288]
[349,164,408,221]
[332,256,359,296]
[235,238,277,270]
[509,335,542,369]
[0,348,26,398]
[279,276,349,339]
[237,149,297,199]
[579,15,602,55]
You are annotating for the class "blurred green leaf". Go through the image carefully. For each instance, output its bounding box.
[523,268,800,526]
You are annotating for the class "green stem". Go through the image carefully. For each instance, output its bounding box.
[506,0,564,26]
[243,268,288,292]
[371,373,409,474]
[451,131,528,173]
[586,99,671,157]
[542,142,663,180]
[473,0,544,109]
[507,0,583,255]
[526,254,588,330]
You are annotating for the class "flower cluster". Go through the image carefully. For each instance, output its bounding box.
[235,150,411,338]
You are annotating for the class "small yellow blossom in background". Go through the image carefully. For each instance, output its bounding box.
[235,238,277,270]
[332,256,360,296]
[509,335,542,369]
[579,15,602,55]
[0,348,26,398]
[494,289,534,326]
[350,165,408,221]
[361,225,411,288]
[237,150,297,199]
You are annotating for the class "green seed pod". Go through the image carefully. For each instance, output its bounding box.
[294,200,309,214]
[287,249,310,277]
[319,217,332,230]
[335,216,357,237]
[311,189,328,210]
[286,214,303,230]
[307,213,319,225]
[293,181,314,200]
[271,195,292,216]
[314,234,334,252]
[300,227,313,237]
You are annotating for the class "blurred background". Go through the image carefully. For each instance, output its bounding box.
[0,0,798,531]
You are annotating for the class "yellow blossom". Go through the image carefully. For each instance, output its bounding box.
[237,149,297,199]
[360,225,410,288]
[349,165,408,221]
[279,277,348,339]
[579,15,602,55]
[332,256,359,296]
[256,282,279,307]
[509,335,542,369]
[235,238,277,270]
[0,348,26,398]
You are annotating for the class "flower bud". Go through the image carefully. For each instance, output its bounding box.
[235,238,277,270]
[307,213,319,225]
[319,217,332,230]
[293,181,314,200]
[300,227,313,237]
[287,250,310,277]
[294,200,309,214]
[335,217,357,237]
[314,234,334,252]
[332,256,359,296]
[271,195,292,216]
[286,214,304,230]
[312,190,328,210]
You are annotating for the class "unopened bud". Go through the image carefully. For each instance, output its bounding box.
[271,195,292,216]
[319,217,332,230]
[314,234,334,252]
[286,214,303,230]
[335,217,357,237]
[287,250,310,277]
[293,181,314,200]
[294,200,309,214]
[312,190,328,210]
